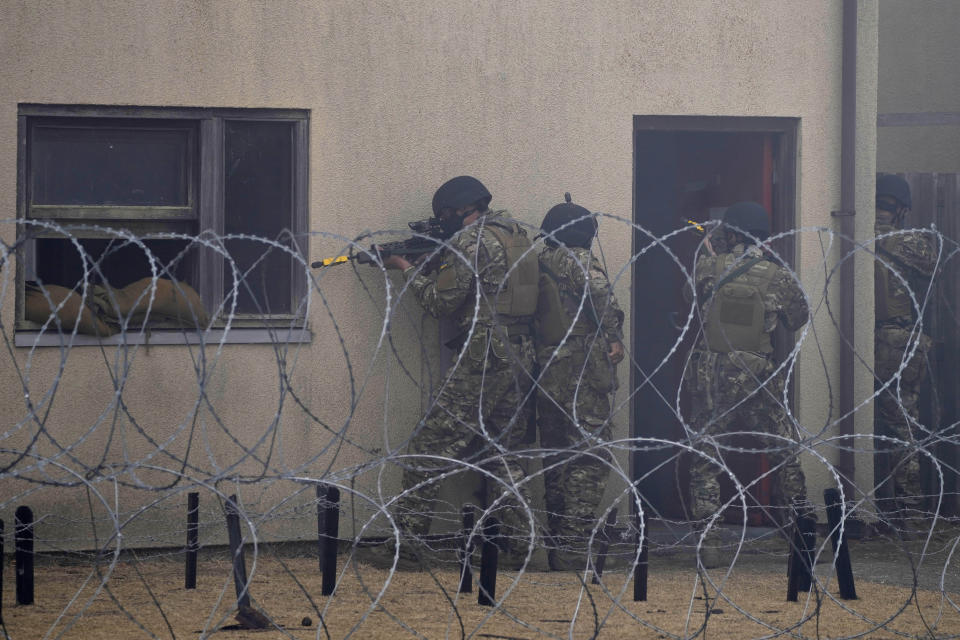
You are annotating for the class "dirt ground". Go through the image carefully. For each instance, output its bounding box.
[2,539,959,640]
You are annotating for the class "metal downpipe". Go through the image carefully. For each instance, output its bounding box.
[835,0,858,498]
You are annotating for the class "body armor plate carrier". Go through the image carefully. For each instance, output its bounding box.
[704,254,776,354]
[486,221,539,318]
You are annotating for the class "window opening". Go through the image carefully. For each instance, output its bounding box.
[16,105,309,337]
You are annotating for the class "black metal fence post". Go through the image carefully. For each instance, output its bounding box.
[185,492,199,590]
[223,495,251,610]
[321,485,340,597]
[824,488,858,600]
[633,511,648,602]
[15,506,34,606]
[592,508,618,584]
[315,484,325,572]
[223,496,270,629]
[787,507,816,601]
[459,505,475,594]
[478,518,500,607]
[0,519,4,623]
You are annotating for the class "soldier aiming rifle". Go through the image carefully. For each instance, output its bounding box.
[312,217,448,268]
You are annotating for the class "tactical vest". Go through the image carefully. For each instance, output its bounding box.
[484,220,539,318]
[874,254,914,324]
[535,262,593,346]
[703,254,776,353]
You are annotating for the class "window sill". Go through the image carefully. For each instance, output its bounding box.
[14,326,312,348]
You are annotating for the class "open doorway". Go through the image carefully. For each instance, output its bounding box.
[630,116,799,522]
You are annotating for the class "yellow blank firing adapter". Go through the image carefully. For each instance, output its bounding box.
[686,219,706,233]
[311,255,351,268]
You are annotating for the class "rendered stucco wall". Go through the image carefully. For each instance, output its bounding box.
[877,0,960,172]
[0,0,878,547]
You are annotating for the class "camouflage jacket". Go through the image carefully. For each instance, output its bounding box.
[875,209,937,326]
[403,210,533,335]
[538,245,624,347]
[688,243,808,353]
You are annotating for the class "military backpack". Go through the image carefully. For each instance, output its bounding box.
[534,258,596,347]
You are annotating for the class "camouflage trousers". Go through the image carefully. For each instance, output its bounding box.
[684,349,807,522]
[537,340,614,549]
[875,324,932,512]
[395,331,536,547]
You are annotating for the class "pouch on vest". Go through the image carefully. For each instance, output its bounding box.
[436,261,459,292]
[586,343,617,393]
[874,262,913,323]
[535,270,568,346]
[704,259,773,353]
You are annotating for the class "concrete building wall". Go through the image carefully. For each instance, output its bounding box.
[0,0,878,548]
[877,0,960,172]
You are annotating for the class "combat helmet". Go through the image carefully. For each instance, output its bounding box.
[540,193,597,248]
[876,173,912,210]
[722,201,770,241]
[430,176,492,237]
[431,176,492,216]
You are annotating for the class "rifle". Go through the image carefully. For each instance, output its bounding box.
[311,218,448,268]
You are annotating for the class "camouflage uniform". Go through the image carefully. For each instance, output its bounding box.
[874,209,937,512]
[684,243,809,522]
[536,246,624,554]
[394,210,537,545]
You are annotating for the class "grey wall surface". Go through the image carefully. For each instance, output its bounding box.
[0,0,879,548]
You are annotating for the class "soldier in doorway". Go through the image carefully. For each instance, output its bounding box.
[683,202,810,567]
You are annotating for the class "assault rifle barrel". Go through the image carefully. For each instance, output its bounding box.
[311,217,446,268]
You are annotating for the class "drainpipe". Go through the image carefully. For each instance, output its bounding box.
[833,0,858,499]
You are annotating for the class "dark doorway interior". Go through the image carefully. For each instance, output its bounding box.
[631,118,798,523]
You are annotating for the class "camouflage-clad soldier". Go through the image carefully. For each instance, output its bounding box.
[384,176,539,556]
[683,202,810,563]
[535,196,625,571]
[874,174,937,522]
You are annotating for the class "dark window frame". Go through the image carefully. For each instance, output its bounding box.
[15,104,310,343]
